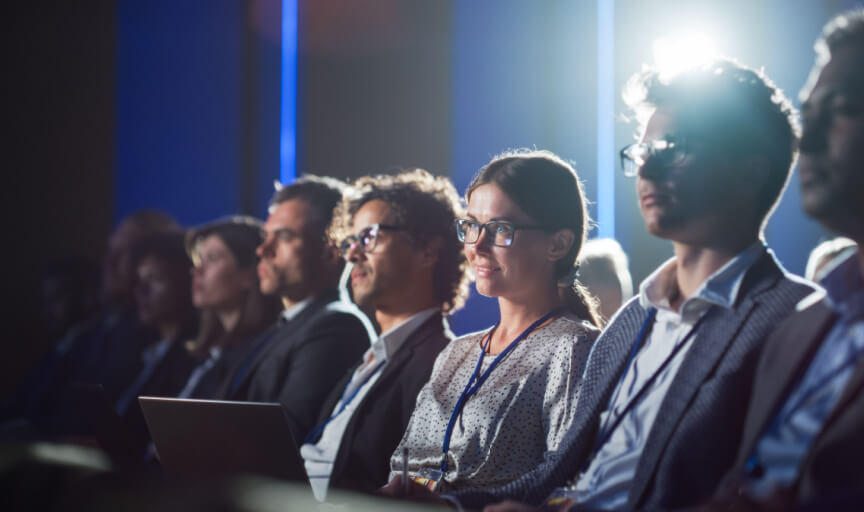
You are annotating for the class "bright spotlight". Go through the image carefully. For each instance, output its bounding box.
[652,33,718,78]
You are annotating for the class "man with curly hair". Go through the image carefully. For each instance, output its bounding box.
[301,168,470,500]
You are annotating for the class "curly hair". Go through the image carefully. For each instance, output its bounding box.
[330,168,470,315]
[623,58,799,228]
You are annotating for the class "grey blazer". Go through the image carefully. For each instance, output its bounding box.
[453,250,817,510]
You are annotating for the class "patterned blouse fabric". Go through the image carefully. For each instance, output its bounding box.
[389,313,598,492]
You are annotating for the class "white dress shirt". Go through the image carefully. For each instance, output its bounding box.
[282,296,313,322]
[301,307,438,501]
[572,242,765,509]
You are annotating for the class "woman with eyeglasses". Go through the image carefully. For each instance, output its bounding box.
[177,216,284,399]
[383,149,601,495]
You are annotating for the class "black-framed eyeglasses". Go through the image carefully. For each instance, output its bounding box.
[339,223,407,258]
[619,138,689,177]
[454,218,546,247]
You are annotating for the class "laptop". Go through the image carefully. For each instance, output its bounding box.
[139,397,309,485]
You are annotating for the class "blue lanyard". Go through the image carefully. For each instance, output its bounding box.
[588,306,709,459]
[745,333,864,475]
[304,359,386,445]
[439,306,566,473]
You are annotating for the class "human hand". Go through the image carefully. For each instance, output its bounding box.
[378,475,452,507]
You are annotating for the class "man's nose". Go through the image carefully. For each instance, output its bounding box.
[344,240,363,263]
[637,153,666,180]
[257,239,272,258]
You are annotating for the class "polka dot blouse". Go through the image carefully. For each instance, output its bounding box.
[389,312,599,492]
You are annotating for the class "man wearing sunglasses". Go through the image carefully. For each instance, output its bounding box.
[218,176,372,445]
[300,168,469,500]
[457,60,818,511]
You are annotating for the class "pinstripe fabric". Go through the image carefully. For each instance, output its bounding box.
[452,250,818,510]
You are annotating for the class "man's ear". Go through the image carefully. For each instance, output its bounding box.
[548,229,575,262]
[417,235,443,269]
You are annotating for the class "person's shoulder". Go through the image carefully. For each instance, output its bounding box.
[750,248,820,298]
[544,313,600,346]
[602,296,649,329]
[312,299,372,331]
[432,328,486,357]
[320,298,365,319]
[450,328,488,346]
[776,268,822,294]
[282,299,372,349]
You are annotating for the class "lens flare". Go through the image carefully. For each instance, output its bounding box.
[652,33,718,79]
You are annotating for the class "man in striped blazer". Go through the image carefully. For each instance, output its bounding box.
[451,59,818,511]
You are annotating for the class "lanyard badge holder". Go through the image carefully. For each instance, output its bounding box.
[541,489,579,511]
[411,308,565,492]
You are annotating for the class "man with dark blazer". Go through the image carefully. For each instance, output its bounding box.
[300,169,470,501]
[716,11,864,508]
[219,176,372,444]
[453,60,817,511]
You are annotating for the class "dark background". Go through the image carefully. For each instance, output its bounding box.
[5,0,857,399]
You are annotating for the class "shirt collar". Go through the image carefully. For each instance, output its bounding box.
[370,307,439,362]
[639,241,766,314]
[280,296,314,323]
[820,248,864,319]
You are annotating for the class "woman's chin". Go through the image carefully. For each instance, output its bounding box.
[474,279,502,298]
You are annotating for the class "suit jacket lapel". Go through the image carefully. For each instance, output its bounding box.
[230,291,339,396]
[628,299,756,504]
[628,252,781,504]
[801,343,864,475]
[562,304,653,469]
[736,302,835,462]
[330,313,447,477]
[363,314,445,396]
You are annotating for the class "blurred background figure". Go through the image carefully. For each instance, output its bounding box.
[804,236,857,281]
[2,210,180,432]
[577,238,634,322]
[110,231,199,455]
[115,231,198,416]
[37,257,101,348]
[219,176,371,444]
[56,210,183,401]
[177,216,284,399]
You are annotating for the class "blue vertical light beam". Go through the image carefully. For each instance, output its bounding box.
[280,0,298,184]
[597,0,615,239]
